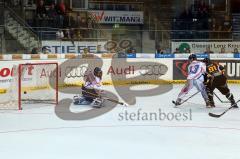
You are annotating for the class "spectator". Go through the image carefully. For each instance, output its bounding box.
[56,0,66,28]
[209,18,218,38]
[87,17,94,38]
[179,7,193,30]
[96,45,103,53]
[181,47,191,53]
[56,0,66,15]
[83,48,90,54]
[36,0,47,27]
[129,4,135,11]
[76,29,82,40]
[64,28,75,45]
[80,18,88,38]
[197,0,209,16]
[185,48,191,53]
[180,7,193,21]
[45,0,55,5]
[36,0,47,19]
[31,47,39,54]
[220,15,232,39]
[220,47,226,53]
[117,49,127,58]
[56,29,64,40]
[156,48,165,54]
[222,15,232,32]
[69,28,75,45]
[76,13,81,27]
[80,18,87,28]
[232,48,239,53]
[64,28,69,38]
[156,46,163,54]
[120,49,126,53]
[8,0,20,7]
[63,12,75,28]
[110,49,116,54]
[195,0,209,32]
[173,48,180,53]
[42,47,49,54]
[23,0,33,6]
[47,3,57,27]
[204,46,214,54]
[129,49,136,54]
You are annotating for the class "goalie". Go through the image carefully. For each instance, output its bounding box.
[203,57,238,108]
[73,67,105,108]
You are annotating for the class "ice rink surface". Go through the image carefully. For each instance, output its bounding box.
[0,84,240,159]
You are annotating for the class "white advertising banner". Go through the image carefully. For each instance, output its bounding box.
[172,42,240,53]
[0,59,173,89]
[41,41,108,54]
[0,62,19,89]
[89,10,144,24]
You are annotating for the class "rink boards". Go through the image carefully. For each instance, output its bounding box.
[0,57,240,92]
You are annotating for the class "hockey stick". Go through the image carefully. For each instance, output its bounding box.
[81,89,128,106]
[172,91,200,106]
[208,99,240,118]
[213,92,229,103]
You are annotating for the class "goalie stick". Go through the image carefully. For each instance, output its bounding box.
[208,99,240,118]
[81,89,128,106]
[172,91,200,107]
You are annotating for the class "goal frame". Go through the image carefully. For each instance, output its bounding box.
[18,62,59,110]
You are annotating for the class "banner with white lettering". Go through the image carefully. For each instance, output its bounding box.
[89,11,144,24]
[0,59,172,89]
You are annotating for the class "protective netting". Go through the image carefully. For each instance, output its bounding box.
[0,63,58,110]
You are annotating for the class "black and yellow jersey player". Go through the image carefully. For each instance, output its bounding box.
[203,57,238,108]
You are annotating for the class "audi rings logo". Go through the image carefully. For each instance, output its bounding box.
[65,66,91,78]
[139,64,168,76]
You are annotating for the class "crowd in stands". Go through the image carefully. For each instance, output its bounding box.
[4,0,239,55]
[172,0,232,40]
[33,0,95,40]
[36,0,66,28]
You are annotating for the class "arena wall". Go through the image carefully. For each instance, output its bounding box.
[0,54,239,93]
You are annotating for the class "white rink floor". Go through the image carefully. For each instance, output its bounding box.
[0,84,240,159]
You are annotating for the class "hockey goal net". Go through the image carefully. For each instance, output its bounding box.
[0,62,58,110]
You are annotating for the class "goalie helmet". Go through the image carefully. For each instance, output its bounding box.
[94,67,102,79]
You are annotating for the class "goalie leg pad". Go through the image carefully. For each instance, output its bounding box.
[73,96,92,105]
[91,98,105,108]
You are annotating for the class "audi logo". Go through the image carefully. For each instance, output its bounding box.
[65,66,91,78]
[139,65,168,76]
